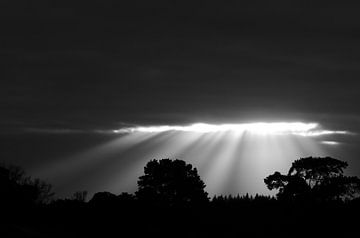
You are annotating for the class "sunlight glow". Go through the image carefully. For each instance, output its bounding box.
[35,121,350,197]
[113,122,348,137]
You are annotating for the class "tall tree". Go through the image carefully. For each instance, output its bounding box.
[136,159,208,205]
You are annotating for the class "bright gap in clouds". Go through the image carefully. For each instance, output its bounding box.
[113,122,348,137]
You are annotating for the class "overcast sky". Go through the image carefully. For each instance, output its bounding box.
[1,1,360,197]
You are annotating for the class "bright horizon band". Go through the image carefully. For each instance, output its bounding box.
[113,122,349,137]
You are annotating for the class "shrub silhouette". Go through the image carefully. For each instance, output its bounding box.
[264,156,360,201]
[136,159,208,205]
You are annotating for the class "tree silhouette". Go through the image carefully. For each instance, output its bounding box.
[0,164,54,207]
[288,157,348,187]
[264,157,360,201]
[136,159,208,205]
[264,171,310,200]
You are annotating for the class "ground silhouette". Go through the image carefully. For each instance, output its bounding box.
[1,157,360,237]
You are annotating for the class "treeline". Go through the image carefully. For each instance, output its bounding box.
[1,157,360,237]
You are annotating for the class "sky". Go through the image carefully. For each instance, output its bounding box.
[1,0,360,198]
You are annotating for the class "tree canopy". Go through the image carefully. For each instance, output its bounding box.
[264,157,360,201]
[136,159,208,205]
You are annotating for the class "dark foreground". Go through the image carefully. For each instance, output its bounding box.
[2,197,359,238]
[2,157,359,237]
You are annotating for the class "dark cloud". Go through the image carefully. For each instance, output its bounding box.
[2,1,360,128]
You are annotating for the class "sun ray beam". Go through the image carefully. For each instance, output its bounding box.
[33,121,352,197]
